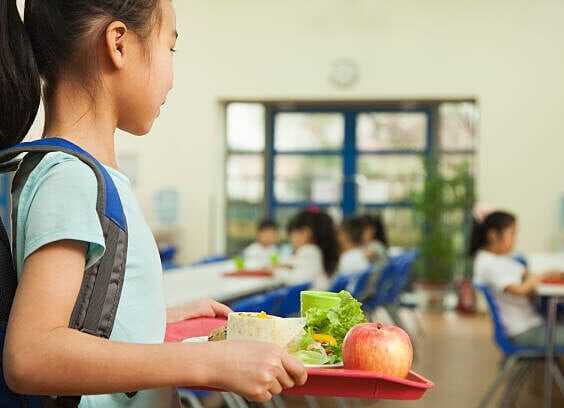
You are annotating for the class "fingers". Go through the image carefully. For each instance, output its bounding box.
[247,390,272,403]
[268,379,283,395]
[276,367,296,389]
[281,352,308,386]
[210,299,232,317]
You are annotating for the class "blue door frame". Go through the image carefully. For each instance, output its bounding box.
[266,107,434,220]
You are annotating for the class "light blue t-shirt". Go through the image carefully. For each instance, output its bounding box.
[14,152,179,407]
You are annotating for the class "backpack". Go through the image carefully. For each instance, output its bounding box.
[0,138,131,407]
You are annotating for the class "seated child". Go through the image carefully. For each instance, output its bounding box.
[242,219,279,268]
[337,217,371,275]
[360,214,389,264]
[471,211,564,346]
[284,208,339,290]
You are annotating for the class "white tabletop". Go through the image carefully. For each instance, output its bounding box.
[536,284,564,297]
[162,261,282,307]
[527,252,564,275]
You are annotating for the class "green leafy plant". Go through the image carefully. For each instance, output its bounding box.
[412,155,475,283]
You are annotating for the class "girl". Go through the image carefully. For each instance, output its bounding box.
[0,1,306,406]
[242,219,279,268]
[337,217,370,275]
[285,208,339,290]
[470,211,564,346]
[360,214,389,264]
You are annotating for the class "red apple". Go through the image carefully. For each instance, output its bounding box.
[342,322,413,378]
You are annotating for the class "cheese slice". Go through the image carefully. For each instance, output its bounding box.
[227,312,306,351]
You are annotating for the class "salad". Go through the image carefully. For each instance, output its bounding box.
[293,290,367,366]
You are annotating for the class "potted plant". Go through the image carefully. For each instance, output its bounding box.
[412,155,474,312]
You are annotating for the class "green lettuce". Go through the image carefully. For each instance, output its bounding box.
[299,290,367,364]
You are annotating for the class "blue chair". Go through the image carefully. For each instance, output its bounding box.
[230,288,287,315]
[189,255,230,267]
[476,284,564,407]
[159,245,180,270]
[277,282,312,317]
[346,266,374,301]
[363,252,417,329]
[328,274,351,293]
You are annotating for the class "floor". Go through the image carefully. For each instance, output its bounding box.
[189,310,564,408]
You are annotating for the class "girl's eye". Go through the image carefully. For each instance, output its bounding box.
[170,48,177,53]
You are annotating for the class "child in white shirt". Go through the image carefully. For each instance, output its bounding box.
[338,217,371,275]
[284,208,339,290]
[360,214,388,265]
[471,211,564,346]
[242,220,279,268]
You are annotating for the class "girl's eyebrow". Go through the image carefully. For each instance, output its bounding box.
[173,30,179,39]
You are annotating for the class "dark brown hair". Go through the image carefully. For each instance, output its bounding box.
[0,0,163,149]
[287,209,339,277]
[469,211,516,256]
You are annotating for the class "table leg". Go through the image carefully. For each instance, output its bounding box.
[543,297,557,408]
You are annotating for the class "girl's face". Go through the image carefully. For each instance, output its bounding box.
[113,0,177,135]
[488,223,517,254]
[289,227,312,249]
[362,226,375,245]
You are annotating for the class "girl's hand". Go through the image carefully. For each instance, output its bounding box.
[166,298,232,323]
[541,270,564,282]
[208,340,307,402]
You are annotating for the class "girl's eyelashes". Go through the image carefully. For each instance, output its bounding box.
[170,48,176,53]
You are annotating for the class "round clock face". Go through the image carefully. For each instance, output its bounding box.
[330,59,359,88]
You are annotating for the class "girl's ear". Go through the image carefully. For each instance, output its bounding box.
[104,21,128,70]
[486,229,498,247]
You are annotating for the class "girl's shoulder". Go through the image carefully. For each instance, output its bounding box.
[24,151,97,189]
[474,250,523,276]
[298,244,322,257]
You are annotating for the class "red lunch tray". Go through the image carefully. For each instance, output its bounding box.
[165,317,434,400]
[542,278,564,285]
[223,270,273,278]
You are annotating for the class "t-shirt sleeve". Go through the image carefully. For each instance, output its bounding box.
[480,258,524,293]
[22,157,106,270]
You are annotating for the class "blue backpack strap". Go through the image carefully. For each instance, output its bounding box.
[0,138,132,407]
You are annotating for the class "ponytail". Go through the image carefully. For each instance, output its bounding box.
[0,0,41,148]
[468,210,516,256]
[287,208,339,277]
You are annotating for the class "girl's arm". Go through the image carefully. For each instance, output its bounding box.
[3,240,306,401]
[504,269,563,296]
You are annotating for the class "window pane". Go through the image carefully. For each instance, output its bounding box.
[227,154,264,202]
[376,208,420,248]
[357,113,427,151]
[227,103,265,152]
[439,102,478,150]
[274,113,344,151]
[439,154,475,179]
[357,156,423,203]
[227,202,263,255]
[275,156,342,202]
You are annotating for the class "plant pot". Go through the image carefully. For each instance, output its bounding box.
[414,281,450,313]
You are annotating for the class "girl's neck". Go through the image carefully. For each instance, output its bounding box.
[484,245,508,256]
[43,80,119,169]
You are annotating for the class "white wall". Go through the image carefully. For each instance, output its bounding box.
[29,0,564,261]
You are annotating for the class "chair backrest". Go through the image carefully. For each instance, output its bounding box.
[328,274,351,293]
[346,266,374,300]
[475,283,521,355]
[277,282,312,317]
[388,250,417,300]
[230,293,276,314]
[230,287,288,315]
[189,255,230,266]
[364,251,416,309]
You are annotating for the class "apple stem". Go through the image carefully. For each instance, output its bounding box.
[376,323,383,330]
